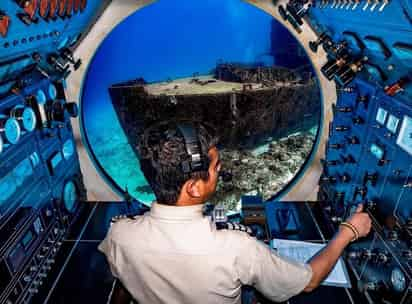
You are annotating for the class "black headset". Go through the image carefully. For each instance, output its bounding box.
[139,121,210,175]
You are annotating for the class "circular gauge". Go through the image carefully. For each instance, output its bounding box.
[39,0,49,18]
[22,107,37,132]
[58,0,67,17]
[73,0,80,12]
[1,117,21,144]
[66,0,73,16]
[62,139,74,160]
[390,267,407,293]
[36,89,47,105]
[63,180,78,213]
[49,0,58,18]
[80,0,87,12]
[48,83,57,100]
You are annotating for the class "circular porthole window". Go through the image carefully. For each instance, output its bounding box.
[81,0,321,213]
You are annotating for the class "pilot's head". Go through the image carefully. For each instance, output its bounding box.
[137,121,220,206]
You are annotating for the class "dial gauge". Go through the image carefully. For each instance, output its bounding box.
[63,180,78,213]
[11,106,37,132]
[0,116,21,144]
[22,107,37,132]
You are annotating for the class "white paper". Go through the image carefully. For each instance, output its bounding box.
[271,239,351,288]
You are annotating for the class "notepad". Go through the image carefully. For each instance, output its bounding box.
[271,239,351,288]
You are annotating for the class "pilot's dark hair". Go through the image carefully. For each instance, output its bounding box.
[137,120,218,205]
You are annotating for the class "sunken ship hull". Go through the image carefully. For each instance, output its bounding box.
[108,64,320,151]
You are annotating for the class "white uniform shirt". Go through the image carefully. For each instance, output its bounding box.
[98,203,313,304]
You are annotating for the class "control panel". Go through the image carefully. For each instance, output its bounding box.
[0,1,109,303]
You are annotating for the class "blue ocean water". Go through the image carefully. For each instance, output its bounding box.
[81,0,313,203]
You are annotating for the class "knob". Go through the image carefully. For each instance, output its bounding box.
[28,288,39,294]
[364,172,378,186]
[376,252,390,264]
[340,173,351,183]
[309,32,329,53]
[341,155,356,164]
[0,116,21,144]
[402,250,412,259]
[30,266,38,272]
[11,105,37,132]
[365,200,377,211]
[356,95,369,108]
[42,246,50,252]
[364,281,384,291]
[331,216,343,223]
[60,48,82,70]
[388,230,399,241]
[346,136,359,145]
[38,273,47,278]
[354,187,367,199]
[48,54,70,75]
[65,102,79,118]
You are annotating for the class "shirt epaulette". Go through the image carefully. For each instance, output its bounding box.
[110,213,140,224]
[215,222,256,237]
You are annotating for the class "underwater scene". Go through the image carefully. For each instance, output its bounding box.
[81,0,321,213]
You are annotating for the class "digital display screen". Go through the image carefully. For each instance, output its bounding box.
[22,230,33,249]
[376,107,388,125]
[397,115,412,156]
[386,114,400,133]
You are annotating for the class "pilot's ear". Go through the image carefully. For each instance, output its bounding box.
[186,179,201,198]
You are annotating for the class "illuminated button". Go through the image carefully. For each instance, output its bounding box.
[63,180,78,213]
[0,116,21,144]
[370,143,384,160]
[36,89,47,105]
[376,107,388,125]
[62,139,74,160]
[386,114,399,133]
[48,83,57,100]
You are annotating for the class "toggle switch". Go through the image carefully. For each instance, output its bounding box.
[346,136,360,145]
[335,125,350,132]
[60,48,82,70]
[352,116,364,125]
[329,143,344,150]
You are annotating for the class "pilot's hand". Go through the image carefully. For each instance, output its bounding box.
[346,204,372,238]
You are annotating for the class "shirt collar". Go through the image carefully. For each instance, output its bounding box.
[150,202,205,220]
